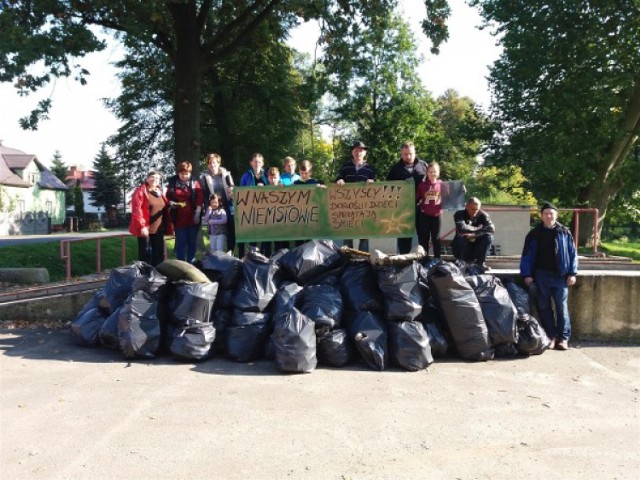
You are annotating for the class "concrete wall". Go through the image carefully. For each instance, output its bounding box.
[0,291,98,323]
[368,207,532,256]
[1,272,637,342]
[440,208,531,256]
[568,273,640,341]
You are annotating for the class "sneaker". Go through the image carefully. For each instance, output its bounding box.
[556,340,569,350]
[547,338,556,350]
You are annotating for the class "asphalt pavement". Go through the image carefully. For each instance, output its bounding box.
[1,328,638,480]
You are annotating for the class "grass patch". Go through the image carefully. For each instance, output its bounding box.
[0,235,185,283]
[0,236,140,282]
[599,241,640,262]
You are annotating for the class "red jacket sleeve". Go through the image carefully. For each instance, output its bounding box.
[128,184,149,237]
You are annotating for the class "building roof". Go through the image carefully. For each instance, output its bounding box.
[3,154,33,170]
[38,165,68,190]
[65,167,96,190]
[0,143,67,190]
[0,145,31,187]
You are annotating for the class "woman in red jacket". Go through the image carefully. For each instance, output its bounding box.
[128,170,174,266]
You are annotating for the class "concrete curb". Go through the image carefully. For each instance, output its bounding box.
[0,267,49,284]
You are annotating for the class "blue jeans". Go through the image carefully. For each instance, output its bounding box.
[174,225,199,262]
[535,269,571,341]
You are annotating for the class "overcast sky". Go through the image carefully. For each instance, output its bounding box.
[0,0,500,169]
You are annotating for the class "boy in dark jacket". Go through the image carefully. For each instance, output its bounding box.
[520,202,578,350]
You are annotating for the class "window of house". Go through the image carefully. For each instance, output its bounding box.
[17,199,25,213]
[46,200,53,214]
[30,172,38,184]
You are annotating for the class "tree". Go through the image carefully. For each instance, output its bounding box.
[321,11,439,176]
[90,144,122,212]
[429,89,493,182]
[471,0,640,245]
[465,165,537,205]
[73,181,84,218]
[49,150,67,181]
[50,150,74,208]
[1,1,447,175]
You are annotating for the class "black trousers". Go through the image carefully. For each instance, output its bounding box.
[417,214,441,258]
[452,234,493,264]
[137,232,165,267]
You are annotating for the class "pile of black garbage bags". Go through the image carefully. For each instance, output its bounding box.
[71,240,552,373]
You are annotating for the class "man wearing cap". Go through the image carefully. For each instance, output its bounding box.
[520,202,578,350]
[452,197,495,271]
[386,141,429,254]
[336,141,376,252]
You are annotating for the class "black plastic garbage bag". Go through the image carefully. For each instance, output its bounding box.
[388,320,433,371]
[503,279,531,316]
[200,251,243,289]
[465,275,518,348]
[423,320,448,358]
[170,281,219,327]
[99,263,141,313]
[340,260,385,312]
[233,251,281,312]
[316,328,355,367]
[131,263,169,297]
[377,262,424,322]
[117,290,162,358]
[453,259,485,277]
[495,343,519,357]
[516,313,551,355]
[429,262,494,362]
[226,323,271,363]
[99,306,122,350]
[343,310,388,371]
[214,288,236,309]
[278,240,343,284]
[271,307,317,373]
[170,322,216,361]
[420,301,449,358]
[232,309,271,326]
[300,283,343,329]
[210,308,233,355]
[272,281,304,318]
[70,297,106,348]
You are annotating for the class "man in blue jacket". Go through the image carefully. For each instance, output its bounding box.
[520,202,578,350]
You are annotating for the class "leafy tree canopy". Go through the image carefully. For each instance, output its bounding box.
[1,0,450,172]
[471,0,640,242]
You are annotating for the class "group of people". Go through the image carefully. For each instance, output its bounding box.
[128,153,325,264]
[128,141,578,351]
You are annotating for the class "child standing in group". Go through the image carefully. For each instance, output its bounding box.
[416,162,443,258]
[202,194,228,253]
[267,166,283,186]
[294,160,325,186]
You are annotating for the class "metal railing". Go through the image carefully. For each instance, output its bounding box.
[60,233,130,281]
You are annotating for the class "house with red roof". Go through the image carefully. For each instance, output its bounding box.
[0,141,68,235]
[65,165,102,215]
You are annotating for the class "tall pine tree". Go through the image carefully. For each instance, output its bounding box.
[50,150,73,209]
[90,144,122,212]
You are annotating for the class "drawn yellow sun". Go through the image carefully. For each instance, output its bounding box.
[379,212,411,234]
